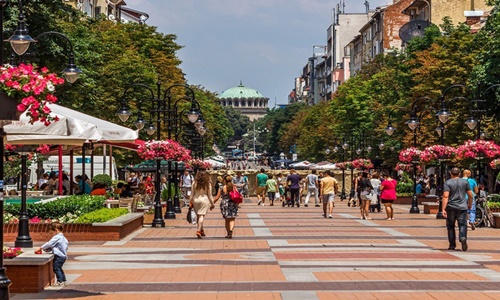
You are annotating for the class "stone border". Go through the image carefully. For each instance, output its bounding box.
[3,213,144,242]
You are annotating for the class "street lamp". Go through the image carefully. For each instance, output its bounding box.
[0,2,81,298]
[117,83,200,226]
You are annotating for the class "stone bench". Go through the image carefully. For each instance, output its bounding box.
[423,202,439,214]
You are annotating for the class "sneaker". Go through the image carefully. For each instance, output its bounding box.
[261,203,265,206]
[257,200,262,206]
[51,282,64,287]
[447,247,456,251]
[322,213,327,218]
[469,222,476,231]
[315,204,320,207]
[304,204,308,207]
[460,238,468,251]
[328,215,333,218]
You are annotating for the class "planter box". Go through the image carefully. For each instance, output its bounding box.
[5,252,54,293]
[4,213,144,242]
[394,196,432,205]
[493,213,500,229]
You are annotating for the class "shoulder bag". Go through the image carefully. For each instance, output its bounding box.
[229,186,243,204]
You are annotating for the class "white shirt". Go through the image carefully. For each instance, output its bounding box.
[41,232,68,258]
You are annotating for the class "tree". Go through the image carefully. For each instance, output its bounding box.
[223,107,250,140]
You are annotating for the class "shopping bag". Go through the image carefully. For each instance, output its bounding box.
[229,187,243,203]
[186,207,197,224]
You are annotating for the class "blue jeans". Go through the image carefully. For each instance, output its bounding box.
[468,198,476,223]
[446,207,468,248]
[53,255,67,283]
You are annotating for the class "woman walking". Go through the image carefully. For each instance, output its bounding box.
[214,174,239,238]
[189,171,215,239]
[380,172,397,220]
[359,172,374,220]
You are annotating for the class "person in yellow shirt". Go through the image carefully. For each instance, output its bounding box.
[319,170,339,218]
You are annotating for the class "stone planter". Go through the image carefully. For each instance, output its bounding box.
[4,213,144,242]
[0,92,22,121]
[493,214,500,229]
[4,252,54,293]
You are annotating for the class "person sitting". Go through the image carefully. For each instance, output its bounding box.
[120,184,133,198]
[114,182,124,195]
[137,182,147,195]
[416,180,425,195]
[75,175,91,195]
[90,183,107,196]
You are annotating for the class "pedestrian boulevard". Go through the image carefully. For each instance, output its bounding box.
[12,197,500,300]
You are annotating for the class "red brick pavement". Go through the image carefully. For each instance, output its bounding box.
[10,197,500,299]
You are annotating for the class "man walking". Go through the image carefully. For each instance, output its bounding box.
[304,170,319,207]
[256,168,268,206]
[319,170,338,218]
[462,169,478,230]
[442,167,473,251]
[180,169,194,207]
[286,168,302,207]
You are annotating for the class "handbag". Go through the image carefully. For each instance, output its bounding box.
[186,207,197,224]
[229,187,243,203]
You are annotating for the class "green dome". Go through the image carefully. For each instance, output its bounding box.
[219,82,265,99]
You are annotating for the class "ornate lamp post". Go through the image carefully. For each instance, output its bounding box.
[0,2,81,298]
[117,83,201,226]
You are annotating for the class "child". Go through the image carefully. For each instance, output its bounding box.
[37,222,69,286]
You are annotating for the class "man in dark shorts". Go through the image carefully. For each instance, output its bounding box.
[442,167,473,251]
[286,168,302,207]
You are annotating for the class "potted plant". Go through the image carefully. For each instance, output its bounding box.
[0,64,64,124]
[399,147,422,163]
[137,140,191,162]
[421,145,457,163]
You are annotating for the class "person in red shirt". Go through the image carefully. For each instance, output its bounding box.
[90,183,107,196]
[379,172,397,220]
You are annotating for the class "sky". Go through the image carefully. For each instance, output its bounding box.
[126,0,391,105]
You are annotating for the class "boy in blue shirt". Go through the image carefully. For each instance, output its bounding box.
[37,222,69,286]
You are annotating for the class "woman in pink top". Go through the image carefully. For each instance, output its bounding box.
[379,172,397,220]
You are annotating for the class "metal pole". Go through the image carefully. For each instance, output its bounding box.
[15,154,32,247]
[341,148,346,200]
[164,83,175,219]
[0,128,12,300]
[409,128,420,213]
[436,126,445,219]
[173,161,181,213]
[152,81,166,226]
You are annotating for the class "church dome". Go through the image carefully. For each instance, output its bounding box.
[219,82,265,99]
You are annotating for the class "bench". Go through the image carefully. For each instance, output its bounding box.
[423,202,439,214]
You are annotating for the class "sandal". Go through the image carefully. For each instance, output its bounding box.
[200,229,206,237]
[196,231,202,239]
[227,230,233,239]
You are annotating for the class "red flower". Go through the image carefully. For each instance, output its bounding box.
[138,140,192,162]
[456,140,500,160]
[399,147,422,163]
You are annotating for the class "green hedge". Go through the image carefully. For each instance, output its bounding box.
[4,195,106,219]
[75,208,129,224]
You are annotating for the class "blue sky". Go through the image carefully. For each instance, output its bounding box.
[126,0,390,105]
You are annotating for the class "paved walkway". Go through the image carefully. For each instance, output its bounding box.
[11,197,500,300]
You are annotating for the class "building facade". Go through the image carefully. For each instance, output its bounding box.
[64,0,149,23]
[402,0,491,24]
[219,82,269,121]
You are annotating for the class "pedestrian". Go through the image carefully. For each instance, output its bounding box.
[286,168,302,207]
[256,168,268,205]
[179,169,194,207]
[441,167,473,251]
[462,169,478,230]
[214,174,239,239]
[369,172,382,213]
[231,171,246,196]
[277,173,285,201]
[304,170,319,207]
[36,222,68,286]
[379,172,397,220]
[358,172,374,220]
[189,171,215,239]
[266,174,278,206]
[214,175,223,196]
[319,170,338,218]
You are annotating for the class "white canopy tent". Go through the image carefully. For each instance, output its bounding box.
[5,103,138,144]
[289,160,313,169]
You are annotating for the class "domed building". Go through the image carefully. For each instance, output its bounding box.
[219,82,269,121]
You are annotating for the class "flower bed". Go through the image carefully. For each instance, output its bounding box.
[3,246,23,259]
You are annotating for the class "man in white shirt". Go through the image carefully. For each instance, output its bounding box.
[304,170,319,207]
[180,170,194,207]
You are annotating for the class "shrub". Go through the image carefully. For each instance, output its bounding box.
[75,208,129,223]
[92,174,112,187]
[4,195,105,220]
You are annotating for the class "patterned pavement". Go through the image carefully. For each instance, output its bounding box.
[11,197,500,300]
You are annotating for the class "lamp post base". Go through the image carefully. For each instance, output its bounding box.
[0,268,11,300]
[15,217,33,248]
[436,198,445,219]
[151,202,165,227]
[164,198,176,219]
[173,195,181,213]
[409,194,420,214]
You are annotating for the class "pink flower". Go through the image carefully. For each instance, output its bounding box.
[399,148,422,163]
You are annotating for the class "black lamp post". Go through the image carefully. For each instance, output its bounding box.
[0,2,81,298]
[117,83,201,226]
[13,146,33,248]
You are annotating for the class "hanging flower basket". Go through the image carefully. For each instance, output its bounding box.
[395,162,422,173]
[186,159,212,170]
[0,64,64,125]
[421,145,457,163]
[456,140,500,160]
[399,147,421,163]
[490,159,500,169]
[352,158,374,169]
[335,161,352,170]
[137,140,192,162]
